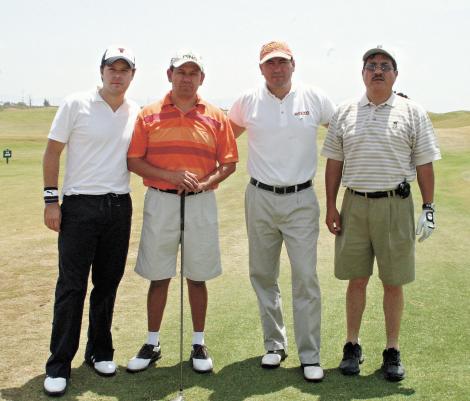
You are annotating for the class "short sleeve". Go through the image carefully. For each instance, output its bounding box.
[127,112,148,158]
[48,97,76,144]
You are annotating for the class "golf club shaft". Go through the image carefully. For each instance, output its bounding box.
[179,193,185,393]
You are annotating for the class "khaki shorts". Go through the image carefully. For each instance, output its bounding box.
[135,188,222,282]
[335,189,415,286]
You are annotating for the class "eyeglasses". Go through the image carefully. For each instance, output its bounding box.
[364,63,394,72]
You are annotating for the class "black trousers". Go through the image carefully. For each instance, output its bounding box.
[45,194,132,378]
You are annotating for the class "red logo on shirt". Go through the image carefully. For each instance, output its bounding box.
[294,111,310,116]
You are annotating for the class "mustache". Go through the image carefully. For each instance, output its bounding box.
[372,75,384,81]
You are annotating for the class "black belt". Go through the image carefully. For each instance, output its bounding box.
[250,178,312,194]
[151,187,200,196]
[65,193,129,199]
[348,188,397,199]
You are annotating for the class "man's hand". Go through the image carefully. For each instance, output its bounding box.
[326,207,342,235]
[416,205,435,242]
[44,203,61,232]
[169,170,199,194]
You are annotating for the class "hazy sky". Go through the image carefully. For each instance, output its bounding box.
[1,0,469,112]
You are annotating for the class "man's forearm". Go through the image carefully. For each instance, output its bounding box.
[416,162,435,204]
[325,159,344,208]
[199,162,236,190]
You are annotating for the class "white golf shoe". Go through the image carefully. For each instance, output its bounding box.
[261,349,287,369]
[302,364,324,382]
[190,344,213,373]
[44,376,67,396]
[93,361,117,376]
[127,343,162,373]
[86,356,116,377]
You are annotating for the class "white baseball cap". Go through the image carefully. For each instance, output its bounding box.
[101,45,135,68]
[170,50,204,72]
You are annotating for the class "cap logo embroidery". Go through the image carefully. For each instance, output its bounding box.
[118,48,125,53]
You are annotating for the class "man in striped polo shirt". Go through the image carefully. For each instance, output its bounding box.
[322,46,441,381]
[126,51,238,374]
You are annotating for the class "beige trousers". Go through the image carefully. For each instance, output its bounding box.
[245,183,322,364]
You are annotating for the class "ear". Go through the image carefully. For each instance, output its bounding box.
[100,66,104,83]
[131,69,136,79]
[291,58,296,71]
[199,71,205,86]
[167,68,172,83]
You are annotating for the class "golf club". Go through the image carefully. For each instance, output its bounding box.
[172,193,186,401]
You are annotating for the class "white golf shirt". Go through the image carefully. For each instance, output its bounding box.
[49,89,140,196]
[229,83,336,186]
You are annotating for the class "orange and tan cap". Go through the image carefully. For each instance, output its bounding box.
[259,41,293,64]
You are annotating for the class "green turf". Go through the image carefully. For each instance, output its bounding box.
[429,110,470,128]
[0,107,469,401]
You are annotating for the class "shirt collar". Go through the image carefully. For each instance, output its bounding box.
[162,91,206,111]
[93,88,131,108]
[360,92,397,108]
[262,81,297,101]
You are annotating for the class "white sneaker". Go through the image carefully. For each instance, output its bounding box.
[93,361,117,376]
[303,364,324,382]
[127,343,162,373]
[261,349,287,369]
[44,376,67,396]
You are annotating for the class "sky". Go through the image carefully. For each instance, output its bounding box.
[1,0,469,112]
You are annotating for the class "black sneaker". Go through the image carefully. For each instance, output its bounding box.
[127,343,162,373]
[190,344,213,373]
[381,348,405,381]
[339,342,364,375]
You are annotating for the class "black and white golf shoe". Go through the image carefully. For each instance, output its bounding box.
[190,344,213,373]
[127,343,162,373]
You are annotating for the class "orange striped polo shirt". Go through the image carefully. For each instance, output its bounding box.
[127,91,238,189]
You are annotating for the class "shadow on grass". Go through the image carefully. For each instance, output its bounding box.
[1,357,415,401]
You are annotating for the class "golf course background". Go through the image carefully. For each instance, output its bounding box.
[0,107,469,400]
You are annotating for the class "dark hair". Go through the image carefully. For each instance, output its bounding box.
[394,91,409,99]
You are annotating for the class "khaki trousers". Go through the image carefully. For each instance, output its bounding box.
[245,183,322,364]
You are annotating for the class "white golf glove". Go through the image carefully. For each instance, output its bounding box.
[416,204,435,242]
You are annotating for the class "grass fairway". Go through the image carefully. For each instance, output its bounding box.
[0,107,469,401]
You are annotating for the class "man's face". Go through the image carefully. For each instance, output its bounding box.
[100,59,135,96]
[167,62,204,99]
[362,54,397,92]
[259,57,295,90]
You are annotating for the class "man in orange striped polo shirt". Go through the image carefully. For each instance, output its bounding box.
[126,51,238,374]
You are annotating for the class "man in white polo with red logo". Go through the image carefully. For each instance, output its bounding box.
[229,41,336,382]
[42,45,140,396]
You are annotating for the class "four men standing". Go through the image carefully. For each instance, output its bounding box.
[42,42,439,394]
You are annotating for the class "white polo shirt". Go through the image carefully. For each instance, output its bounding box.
[229,83,336,186]
[49,89,140,196]
[321,93,441,191]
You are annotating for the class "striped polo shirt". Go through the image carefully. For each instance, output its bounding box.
[321,93,441,191]
[128,91,238,189]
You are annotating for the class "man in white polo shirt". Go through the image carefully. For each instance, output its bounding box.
[322,46,440,381]
[42,46,140,396]
[229,41,335,382]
